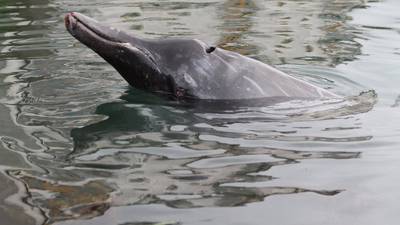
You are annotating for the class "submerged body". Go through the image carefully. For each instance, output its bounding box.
[65,12,338,100]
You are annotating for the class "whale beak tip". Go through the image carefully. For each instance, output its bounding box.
[65,12,78,33]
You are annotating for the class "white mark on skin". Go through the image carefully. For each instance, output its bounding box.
[212,54,238,72]
[119,42,161,73]
[275,84,290,97]
[184,73,198,87]
[193,59,211,75]
[120,42,140,52]
[193,39,207,48]
[178,64,189,74]
[316,87,327,97]
[110,27,120,32]
[243,76,265,95]
[221,49,240,60]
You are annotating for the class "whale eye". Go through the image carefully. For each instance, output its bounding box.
[206,46,216,53]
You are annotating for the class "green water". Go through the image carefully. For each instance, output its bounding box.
[0,0,400,224]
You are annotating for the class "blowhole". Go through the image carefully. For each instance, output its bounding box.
[206,46,216,53]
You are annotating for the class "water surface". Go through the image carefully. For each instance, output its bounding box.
[0,0,400,224]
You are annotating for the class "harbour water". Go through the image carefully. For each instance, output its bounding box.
[0,0,399,224]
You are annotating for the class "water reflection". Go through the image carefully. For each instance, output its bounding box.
[0,0,58,60]
[28,90,368,221]
[8,86,375,223]
[217,0,259,56]
[242,0,366,65]
[0,0,61,224]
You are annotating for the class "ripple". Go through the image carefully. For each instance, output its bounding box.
[187,155,282,169]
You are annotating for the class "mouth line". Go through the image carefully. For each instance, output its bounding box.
[65,12,157,67]
[66,12,123,44]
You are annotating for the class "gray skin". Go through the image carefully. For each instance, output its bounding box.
[65,12,339,100]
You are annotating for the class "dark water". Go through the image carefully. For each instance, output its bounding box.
[0,0,399,224]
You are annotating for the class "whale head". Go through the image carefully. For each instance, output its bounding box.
[65,12,172,95]
[65,12,209,99]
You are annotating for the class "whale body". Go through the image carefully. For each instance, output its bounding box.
[65,12,338,100]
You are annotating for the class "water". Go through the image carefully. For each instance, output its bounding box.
[0,0,399,224]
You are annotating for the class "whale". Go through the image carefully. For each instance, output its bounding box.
[65,12,339,101]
